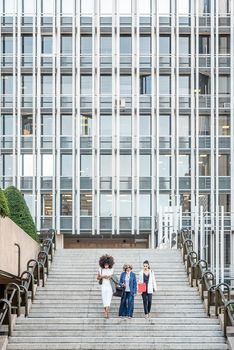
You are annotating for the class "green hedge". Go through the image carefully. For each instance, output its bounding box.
[4,186,38,241]
[0,188,10,218]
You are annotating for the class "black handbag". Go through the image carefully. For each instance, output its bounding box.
[98,269,102,285]
[113,285,123,297]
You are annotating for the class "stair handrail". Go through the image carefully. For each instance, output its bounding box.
[179,228,234,337]
[0,228,56,336]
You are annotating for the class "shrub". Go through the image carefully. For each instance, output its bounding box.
[0,188,10,218]
[4,186,38,241]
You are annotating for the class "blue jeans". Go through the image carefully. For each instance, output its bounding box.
[119,291,134,317]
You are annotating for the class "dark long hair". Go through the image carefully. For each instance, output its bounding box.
[143,260,150,269]
[99,254,115,269]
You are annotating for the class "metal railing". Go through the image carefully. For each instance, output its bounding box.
[179,228,234,338]
[0,229,56,336]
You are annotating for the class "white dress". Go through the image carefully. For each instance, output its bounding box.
[99,268,113,307]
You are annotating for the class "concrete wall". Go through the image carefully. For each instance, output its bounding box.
[0,217,40,276]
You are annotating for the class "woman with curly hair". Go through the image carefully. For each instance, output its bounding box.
[97,254,115,319]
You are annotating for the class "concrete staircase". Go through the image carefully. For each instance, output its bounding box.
[7,249,228,350]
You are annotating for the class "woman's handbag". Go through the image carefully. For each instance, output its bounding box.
[111,275,123,297]
[138,282,146,293]
[113,285,124,297]
[98,269,102,285]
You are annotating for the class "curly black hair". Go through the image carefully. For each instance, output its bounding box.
[99,254,115,269]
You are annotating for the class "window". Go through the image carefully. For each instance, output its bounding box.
[219,115,230,135]
[219,0,230,13]
[159,194,171,208]
[1,0,15,14]
[120,36,132,55]
[100,75,112,95]
[1,115,13,135]
[119,194,131,217]
[61,36,72,54]
[61,0,73,14]
[21,75,33,95]
[140,115,151,135]
[159,36,171,54]
[199,0,211,14]
[119,0,132,14]
[219,75,230,94]
[100,0,112,14]
[41,0,53,14]
[199,115,210,135]
[22,0,34,14]
[100,194,112,216]
[1,36,13,54]
[219,194,230,213]
[140,75,151,94]
[80,114,92,136]
[139,194,151,216]
[61,194,72,216]
[80,36,92,55]
[42,154,53,176]
[24,194,34,216]
[219,154,230,176]
[179,36,190,54]
[177,0,190,14]
[120,155,131,177]
[179,76,190,95]
[219,35,230,54]
[179,115,190,136]
[42,36,52,54]
[159,76,171,94]
[178,155,190,176]
[21,154,33,176]
[120,116,131,136]
[158,0,170,14]
[199,154,210,176]
[100,36,112,55]
[61,115,72,135]
[41,75,52,94]
[61,75,72,95]
[1,76,13,94]
[81,0,93,14]
[80,75,92,95]
[80,193,92,216]
[21,115,33,135]
[140,36,151,55]
[22,35,33,54]
[61,155,72,176]
[2,155,13,176]
[100,115,112,135]
[159,115,170,135]
[100,155,112,177]
[41,194,53,216]
[140,155,151,177]
[41,115,52,135]
[159,155,171,177]
[120,76,132,95]
[199,73,210,94]
[138,0,151,14]
[80,155,92,177]
[199,36,210,54]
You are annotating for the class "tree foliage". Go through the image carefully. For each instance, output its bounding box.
[0,188,10,218]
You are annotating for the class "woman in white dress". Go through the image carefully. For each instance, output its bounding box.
[97,254,115,319]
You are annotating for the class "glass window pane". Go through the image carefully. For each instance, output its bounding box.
[100,0,112,14]
[100,75,112,94]
[42,154,53,176]
[21,154,33,176]
[120,116,131,136]
[100,194,112,216]
[61,0,73,14]
[1,76,13,94]
[42,36,52,54]
[41,194,53,216]
[219,115,230,135]
[140,36,151,55]
[100,36,112,55]
[178,155,190,176]
[179,115,190,136]
[21,115,33,135]
[1,36,13,54]
[80,36,92,55]
[159,36,171,54]
[140,155,151,177]
[159,115,170,135]
[120,155,131,177]
[22,35,33,54]
[158,0,170,14]
[159,155,171,176]
[138,0,151,14]
[119,194,131,217]
[100,115,112,135]
[81,75,92,95]
[119,0,132,14]
[61,194,72,215]
[61,115,72,135]
[219,154,230,176]
[177,0,189,14]
[199,115,210,135]
[139,194,151,216]
[219,36,230,54]
[80,155,92,177]
[81,0,93,14]
[159,76,171,94]
[199,0,211,14]
[41,115,53,135]
[140,75,151,94]
[2,0,15,14]
[120,76,132,95]
[100,155,112,176]
[41,75,52,94]
[80,193,92,216]
[219,75,230,94]
[120,36,132,55]
[61,36,73,54]
[199,154,210,176]
[179,36,190,54]
[61,155,72,176]
[61,75,72,95]
[179,76,190,95]
[1,115,13,135]
[199,36,210,54]
[42,0,53,14]
[22,0,35,14]
[3,155,13,176]
[80,114,92,136]
[140,115,151,135]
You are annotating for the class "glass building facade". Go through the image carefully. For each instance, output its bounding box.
[0,0,233,253]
